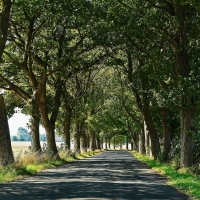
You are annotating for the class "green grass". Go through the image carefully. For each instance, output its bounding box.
[131,151,200,200]
[0,149,103,184]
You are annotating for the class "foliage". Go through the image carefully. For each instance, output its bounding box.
[39,134,46,142]
[11,136,17,141]
[16,127,31,141]
[0,0,200,167]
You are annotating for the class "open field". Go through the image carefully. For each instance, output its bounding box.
[11,141,131,157]
[11,141,66,157]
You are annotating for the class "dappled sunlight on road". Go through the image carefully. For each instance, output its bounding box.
[0,151,190,200]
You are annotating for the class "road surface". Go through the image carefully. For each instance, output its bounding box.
[0,150,192,200]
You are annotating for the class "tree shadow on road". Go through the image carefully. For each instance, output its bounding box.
[0,151,190,200]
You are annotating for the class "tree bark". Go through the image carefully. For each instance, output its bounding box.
[180,102,195,167]
[131,142,134,151]
[105,137,108,150]
[113,138,116,150]
[172,4,195,167]
[0,0,12,59]
[161,107,172,160]
[89,129,96,151]
[126,135,128,150]
[63,104,72,150]
[96,134,101,150]
[79,121,87,152]
[39,76,62,157]
[144,121,151,156]
[139,128,146,154]
[141,104,160,158]
[130,131,138,152]
[87,134,90,149]
[73,122,80,154]
[120,140,122,150]
[108,138,111,149]
[101,138,103,149]
[0,1,13,166]
[80,132,87,152]
[30,100,41,152]
[126,53,160,158]
[0,96,14,165]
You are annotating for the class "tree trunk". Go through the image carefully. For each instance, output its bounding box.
[105,137,108,150]
[172,4,195,167]
[0,0,13,166]
[80,132,87,152]
[142,106,160,158]
[0,96,14,165]
[89,129,96,151]
[120,140,122,150]
[87,134,90,149]
[0,0,12,59]
[126,135,128,150]
[108,138,111,149]
[73,122,80,154]
[139,128,146,154]
[79,121,87,152]
[30,100,41,152]
[101,138,103,149]
[96,134,101,150]
[39,76,62,157]
[180,102,195,167]
[113,138,116,150]
[161,107,172,160]
[130,132,138,152]
[144,121,151,156]
[131,142,134,151]
[45,125,58,155]
[126,52,160,158]
[63,105,72,150]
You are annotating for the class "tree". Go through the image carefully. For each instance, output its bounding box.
[11,135,18,141]
[0,0,14,166]
[17,127,31,141]
[40,134,46,142]
[0,95,14,165]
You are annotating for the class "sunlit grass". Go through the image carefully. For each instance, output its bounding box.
[0,149,103,184]
[131,151,200,200]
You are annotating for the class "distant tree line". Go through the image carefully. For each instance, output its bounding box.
[11,127,62,142]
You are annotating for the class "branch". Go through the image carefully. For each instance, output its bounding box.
[4,51,25,68]
[50,78,63,123]
[124,32,145,53]
[0,75,30,101]
[146,0,175,16]
[117,69,141,124]
[33,55,47,69]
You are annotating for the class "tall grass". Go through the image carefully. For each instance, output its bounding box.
[131,151,200,200]
[0,149,102,184]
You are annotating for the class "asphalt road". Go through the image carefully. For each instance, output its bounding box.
[0,150,192,200]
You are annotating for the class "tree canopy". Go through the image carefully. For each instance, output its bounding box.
[0,0,200,167]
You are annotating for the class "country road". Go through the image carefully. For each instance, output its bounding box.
[0,151,191,200]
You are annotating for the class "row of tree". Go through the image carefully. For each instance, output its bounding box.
[11,127,47,142]
[0,0,200,168]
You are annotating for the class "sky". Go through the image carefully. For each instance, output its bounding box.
[8,113,30,136]
[8,113,45,136]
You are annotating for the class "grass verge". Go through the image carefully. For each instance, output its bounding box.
[131,151,200,200]
[0,149,103,184]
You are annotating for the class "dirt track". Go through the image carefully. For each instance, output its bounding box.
[0,150,192,200]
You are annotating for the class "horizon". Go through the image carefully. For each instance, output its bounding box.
[8,112,45,136]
